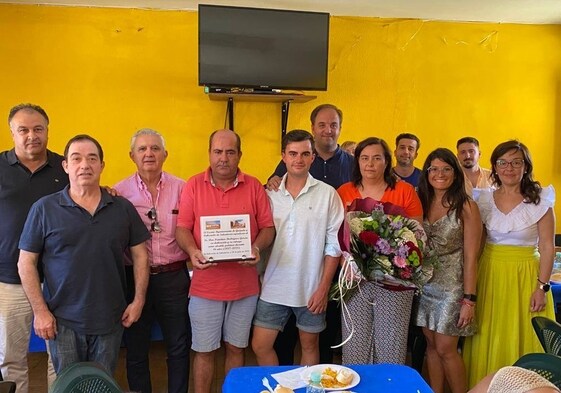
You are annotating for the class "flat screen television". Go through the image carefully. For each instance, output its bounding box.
[198,5,330,91]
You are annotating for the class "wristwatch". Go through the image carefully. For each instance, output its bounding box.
[537,277,551,293]
[463,294,477,302]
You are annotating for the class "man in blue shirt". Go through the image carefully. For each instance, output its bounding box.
[0,103,68,393]
[392,132,425,372]
[392,133,422,188]
[267,104,353,190]
[18,135,150,375]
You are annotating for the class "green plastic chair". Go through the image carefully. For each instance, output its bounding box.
[0,381,16,393]
[513,353,561,388]
[49,362,123,393]
[532,316,561,356]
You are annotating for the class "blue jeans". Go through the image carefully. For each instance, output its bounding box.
[124,266,191,393]
[253,299,326,333]
[48,323,123,375]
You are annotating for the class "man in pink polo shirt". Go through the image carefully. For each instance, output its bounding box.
[114,129,191,393]
[176,129,275,393]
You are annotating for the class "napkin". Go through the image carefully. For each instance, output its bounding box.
[271,366,308,390]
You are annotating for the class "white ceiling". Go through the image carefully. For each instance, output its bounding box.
[2,0,561,24]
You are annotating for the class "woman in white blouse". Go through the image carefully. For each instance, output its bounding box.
[463,140,557,388]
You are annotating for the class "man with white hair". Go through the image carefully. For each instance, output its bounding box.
[114,129,191,393]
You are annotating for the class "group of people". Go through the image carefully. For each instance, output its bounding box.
[300,117,556,393]
[2,103,192,393]
[0,102,557,393]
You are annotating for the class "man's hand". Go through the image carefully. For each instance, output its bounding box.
[102,186,120,197]
[265,176,282,192]
[121,300,144,328]
[190,249,217,270]
[238,245,261,267]
[307,286,329,314]
[34,309,57,340]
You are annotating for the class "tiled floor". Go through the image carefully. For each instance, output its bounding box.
[28,342,236,392]
[28,341,291,393]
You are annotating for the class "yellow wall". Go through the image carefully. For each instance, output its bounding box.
[1,4,561,222]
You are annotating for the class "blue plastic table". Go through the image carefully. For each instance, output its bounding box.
[223,364,434,393]
[552,282,561,322]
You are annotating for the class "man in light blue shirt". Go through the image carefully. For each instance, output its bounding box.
[252,130,343,365]
[267,104,350,365]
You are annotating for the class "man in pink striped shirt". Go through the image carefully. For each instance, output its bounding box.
[114,128,191,393]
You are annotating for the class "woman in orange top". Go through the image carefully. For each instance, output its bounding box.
[337,137,422,365]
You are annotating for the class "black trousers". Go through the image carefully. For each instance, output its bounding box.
[124,266,191,393]
[408,295,426,373]
[408,325,427,373]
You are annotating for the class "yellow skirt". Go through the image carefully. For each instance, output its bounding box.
[463,244,556,388]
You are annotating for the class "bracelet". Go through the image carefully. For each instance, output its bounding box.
[463,293,477,302]
[461,299,475,307]
[537,277,547,285]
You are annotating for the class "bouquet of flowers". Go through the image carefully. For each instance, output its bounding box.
[330,198,433,303]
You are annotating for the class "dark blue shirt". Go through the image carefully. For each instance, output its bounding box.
[0,149,68,284]
[397,167,422,188]
[19,187,150,335]
[271,147,353,189]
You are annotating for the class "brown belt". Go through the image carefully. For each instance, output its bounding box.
[150,260,187,275]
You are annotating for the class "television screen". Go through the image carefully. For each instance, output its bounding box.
[198,5,330,91]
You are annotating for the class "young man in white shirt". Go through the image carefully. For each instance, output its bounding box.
[456,136,494,196]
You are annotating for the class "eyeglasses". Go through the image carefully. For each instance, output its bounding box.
[496,158,525,169]
[146,207,161,233]
[427,166,453,175]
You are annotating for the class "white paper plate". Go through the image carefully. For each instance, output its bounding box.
[300,364,360,391]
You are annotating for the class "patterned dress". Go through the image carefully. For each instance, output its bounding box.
[337,182,422,365]
[415,214,477,336]
[341,282,415,364]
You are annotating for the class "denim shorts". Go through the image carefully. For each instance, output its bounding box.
[189,295,258,352]
[253,299,326,334]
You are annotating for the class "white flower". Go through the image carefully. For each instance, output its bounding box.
[401,228,417,245]
[349,217,365,235]
[378,256,393,270]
